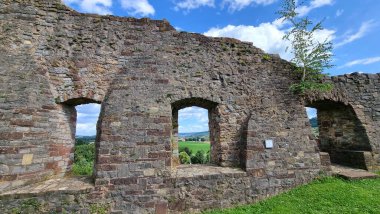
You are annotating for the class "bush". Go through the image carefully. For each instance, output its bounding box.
[191,150,207,164]
[179,147,192,156]
[179,151,191,164]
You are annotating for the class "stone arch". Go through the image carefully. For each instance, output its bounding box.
[171,98,220,167]
[306,99,374,169]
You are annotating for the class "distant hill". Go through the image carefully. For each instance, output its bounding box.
[76,135,96,144]
[309,117,318,128]
[179,131,209,138]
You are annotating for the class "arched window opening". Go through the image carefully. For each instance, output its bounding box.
[306,100,372,170]
[178,107,210,165]
[171,98,220,168]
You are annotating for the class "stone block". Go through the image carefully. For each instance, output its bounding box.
[22,154,34,165]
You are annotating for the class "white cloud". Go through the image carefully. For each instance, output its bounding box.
[178,107,209,133]
[335,20,376,48]
[204,20,335,61]
[336,9,343,17]
[75,104,100,136]
[63,0,113,15]
[179,107,208,122]
[222,0,277,12]
[63,0,155,16]
[339,56,380,68]
[120,0,155,16]
[296,0,333,17]
[174,0,215,11]
[76,123,97,136]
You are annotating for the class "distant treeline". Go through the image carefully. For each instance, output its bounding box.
[75,136,95,145]
[310,117,318,128]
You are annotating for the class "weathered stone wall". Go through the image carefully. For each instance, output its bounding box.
[306,73,380,170]
[0,0,379,213]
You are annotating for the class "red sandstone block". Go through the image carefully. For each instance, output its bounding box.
[147,129,171,136]
[155,202,168,214]
[13,108,35,115]
[24,132,48,138]
[246,145,264,151]
[137,141,158,146]
[0,147,19,154]
[148,152,159,159]
[155,79,169,84]
[0,132,23,140]
[247,168,265,177]
[10,119,34,127]
[0,174,17,182]
[96,164,116,171]
[41,105,57,110]
[110,177,138,185]
[45,161,59,170]
[153,117,171,124]
[98,156,123,164]
[17,170,45,180]
[98,149,110,155]
[95,179,110,186]
[247,131,256,137]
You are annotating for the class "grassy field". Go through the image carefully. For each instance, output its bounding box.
[179,141,210,154]
[204,177,380,214]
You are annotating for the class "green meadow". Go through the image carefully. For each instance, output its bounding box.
[179,141,210,154]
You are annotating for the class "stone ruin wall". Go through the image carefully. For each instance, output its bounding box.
[0,0,379,213]
[306,74,380,170]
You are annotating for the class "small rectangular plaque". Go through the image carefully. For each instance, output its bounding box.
[265,140,273,149]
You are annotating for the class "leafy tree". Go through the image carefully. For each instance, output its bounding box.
[278,0,334,94]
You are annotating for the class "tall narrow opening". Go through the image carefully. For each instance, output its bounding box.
[73,103,100,176]
[58,98,101,177]
[171,98,219,168]
[306,100,372,169]
[305,107,319,139]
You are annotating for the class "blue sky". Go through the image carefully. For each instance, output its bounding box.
[65,0,379,135]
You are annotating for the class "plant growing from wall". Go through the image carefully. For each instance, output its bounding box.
[278,0,334,94]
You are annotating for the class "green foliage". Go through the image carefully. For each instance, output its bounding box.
[179,151,191,164]
[262,54,271,61]
[179,141,210,154]
[72,143,95,176]
[203,177,380,214]
[278,0,334,94]
[178,142,211,164]
[89,203,109,214]
[191,150,208,164]
[11,199,43,213]
[179,146,193,156]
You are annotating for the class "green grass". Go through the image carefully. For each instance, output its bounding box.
[179,141,210,154]
[204,177,380,214]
